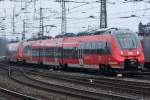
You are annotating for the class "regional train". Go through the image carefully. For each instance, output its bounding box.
[6,28,145,73]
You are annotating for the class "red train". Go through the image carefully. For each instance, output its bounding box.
[7,28,145,73]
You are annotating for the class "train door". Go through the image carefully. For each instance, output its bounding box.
[78,42,84,66]
[38,48,42,64]
[97,41,108,65]
[17,43,23,61]
[60,46,63,64]
[104,41,111,65]
[28,45,32,63]
[24,45,32,63]
[54,46,58,65]
[31,47,35,63]
[38,41,42,64]
[104,41,108,64]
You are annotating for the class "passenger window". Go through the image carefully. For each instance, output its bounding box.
[105,41,111,54]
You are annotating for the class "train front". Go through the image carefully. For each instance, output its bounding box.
[111,28,144,72]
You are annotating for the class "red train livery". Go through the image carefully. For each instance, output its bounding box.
[7,28,144,73]
[7,42,23,62]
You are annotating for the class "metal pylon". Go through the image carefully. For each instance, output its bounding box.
[100,0,107,28]
[61,0,67,34]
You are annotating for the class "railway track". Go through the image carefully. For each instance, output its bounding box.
[10,68,138,100]
[24,68,150,96]
[0,62,139,100]
[0,86,39,100]
[118,70,150,80]
[1,61,150,99]
[0,66,39,100]
[129,74,150,80]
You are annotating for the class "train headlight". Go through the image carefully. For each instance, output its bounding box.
[136,50,139,55]
[121,51,123,55]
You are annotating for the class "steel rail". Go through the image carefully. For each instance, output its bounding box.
[0,86,40,100]
[10,69,137,100]
[0,64,40,100]
[25,69,150,96]
[0,62,147,100]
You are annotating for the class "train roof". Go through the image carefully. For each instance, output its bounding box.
[7,28,135,44]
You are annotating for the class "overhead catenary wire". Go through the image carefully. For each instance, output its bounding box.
[0,0,150,39]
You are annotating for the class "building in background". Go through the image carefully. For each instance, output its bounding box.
[139,22,150,36]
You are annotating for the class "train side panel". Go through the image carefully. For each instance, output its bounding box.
[62,35,108,69]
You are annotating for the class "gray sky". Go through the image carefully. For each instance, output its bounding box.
[0,0,150,40]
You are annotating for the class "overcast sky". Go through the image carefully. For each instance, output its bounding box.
[0,0,150,40]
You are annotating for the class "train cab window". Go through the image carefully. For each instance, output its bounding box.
[113,29,137,50]
[117,36,136,50]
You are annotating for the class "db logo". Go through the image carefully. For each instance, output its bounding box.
[128,52,133,55]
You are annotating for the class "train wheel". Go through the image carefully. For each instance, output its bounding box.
[99,65,106,73]
[99,65,114,74]
[107,65,115,75]
[61,64,68,70]
[53,65,60,70]
[22,60,26,65]
[17,59,21,65]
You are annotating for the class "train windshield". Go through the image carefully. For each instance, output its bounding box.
[116,34,137,50]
